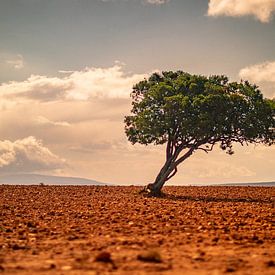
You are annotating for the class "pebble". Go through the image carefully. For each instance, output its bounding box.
[137,250,162,263]
[266,260,275,267]
[225,266,236,272]
[95,251,112,263]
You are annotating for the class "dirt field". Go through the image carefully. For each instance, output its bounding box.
[0,185,274,275]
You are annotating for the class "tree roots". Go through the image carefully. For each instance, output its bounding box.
[138,184,164,197]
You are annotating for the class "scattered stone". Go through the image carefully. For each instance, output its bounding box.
[27,221,36,228]
[49,263,56,269]
[266,260,275,267]
[11,244,20,250]
[212,237,219,243]
[95,251,112,263]
[32,249,39,255]
[68,235,79,241]
[192,251,205,261]
[225,266,236,272]
[11,244,28,250]
[45,260,56,269]
[137,250,162,263]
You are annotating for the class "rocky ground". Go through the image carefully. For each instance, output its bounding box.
[0,185,274,274]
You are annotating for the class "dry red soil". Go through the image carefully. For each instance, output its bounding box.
[0,185,274,275]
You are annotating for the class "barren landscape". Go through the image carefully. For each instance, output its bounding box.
[0,185,274,274]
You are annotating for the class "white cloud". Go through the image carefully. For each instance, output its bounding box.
[101,0,170,4]
[239,61,275,98]
[0,74,73,102]
[208,0,275,23]
[5,54,24,69]
[239,61,275,82]
[0,64,148,102]
[0,136,66,174]
[144,0,170,5]
[34,116,70,127]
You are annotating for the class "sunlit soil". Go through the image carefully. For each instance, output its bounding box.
[0,185,274,274]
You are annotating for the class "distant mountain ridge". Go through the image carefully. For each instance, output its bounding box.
[1,174,274,187]
[0,174,110,185]
[216,181,275,187]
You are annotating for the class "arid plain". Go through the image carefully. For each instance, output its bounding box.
[0,185,274,274]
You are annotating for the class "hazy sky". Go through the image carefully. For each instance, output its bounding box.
[0,0,275,184]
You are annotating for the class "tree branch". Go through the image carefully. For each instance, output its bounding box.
[175,147,195,166]
[197,142,216,154]
[166,138,172,160]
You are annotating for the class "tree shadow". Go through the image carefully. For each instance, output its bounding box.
[162,193,273,204]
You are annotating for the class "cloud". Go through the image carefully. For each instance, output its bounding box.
[144,0,170,4]
[0,74,73,102]
[239,61,275,98]
[207,0,275,23]
[5,54,24,69]
[34,116,71,127]
[101,0,170,4]
[0,136,66,175]
[0,64,148,102]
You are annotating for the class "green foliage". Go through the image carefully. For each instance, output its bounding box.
[125,71,274,154]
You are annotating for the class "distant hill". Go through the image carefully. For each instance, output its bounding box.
[0,174,110,185]
[215,181,275,187]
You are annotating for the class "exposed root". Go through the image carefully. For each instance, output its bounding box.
[138,184,165,197]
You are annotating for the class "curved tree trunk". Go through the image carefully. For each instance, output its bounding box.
[142,142,196,197]
[144,159,177,196]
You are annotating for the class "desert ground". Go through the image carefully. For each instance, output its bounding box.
[0,185,274,275]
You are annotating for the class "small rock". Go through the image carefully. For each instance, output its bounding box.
[32,249,39,255]
[27,221,36,228]
[266,260,275,267]
[11,244,28,250]
[192,251,205,262]
[137,250,162,263]
[67,235,79,241]
[95,251,112,263]
[225,266,236,272]
[49,263,56,269]
[45,260,56,269]
[212,237,219,243]
[192,255,204,261]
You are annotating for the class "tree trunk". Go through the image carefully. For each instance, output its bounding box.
[142,145,195,197]
[144,160,177,196]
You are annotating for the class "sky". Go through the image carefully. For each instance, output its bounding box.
[0,0,275,185]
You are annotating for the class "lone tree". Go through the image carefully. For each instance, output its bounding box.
[124,71,275,196]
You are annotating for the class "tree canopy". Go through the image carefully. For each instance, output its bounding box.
[125,71,275,196]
